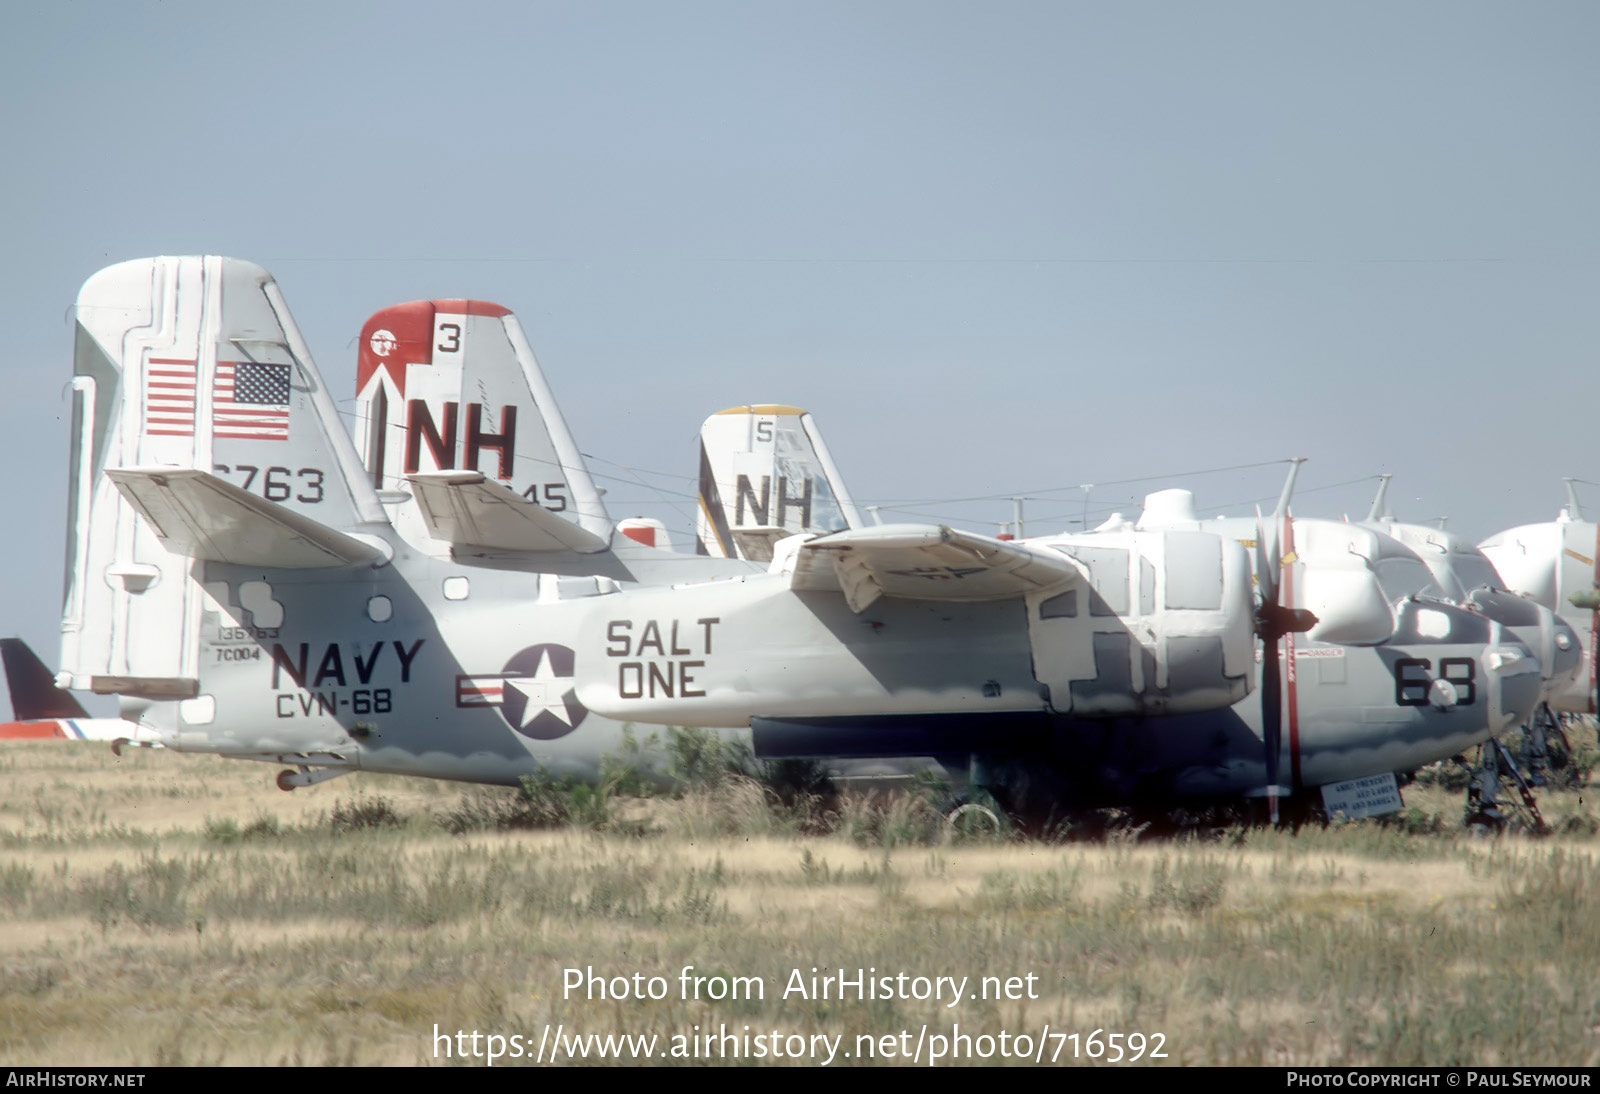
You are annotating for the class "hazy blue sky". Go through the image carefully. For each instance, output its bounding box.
[3,2,1597,715]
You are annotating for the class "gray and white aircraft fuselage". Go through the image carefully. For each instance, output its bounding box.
[55,256,1564,808]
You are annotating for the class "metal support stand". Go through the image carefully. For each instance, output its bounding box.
[1460,738,1550,834]
[1517,703,1555,786]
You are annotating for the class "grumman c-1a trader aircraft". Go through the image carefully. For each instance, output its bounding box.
[692,425,1578,819]
[55,257,1557,811]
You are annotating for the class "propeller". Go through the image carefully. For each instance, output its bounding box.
[1254,460,1317,826]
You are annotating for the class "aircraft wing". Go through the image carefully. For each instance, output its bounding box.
[792,523,1078,612]
[107,468,384,569]
[407,471,610,554]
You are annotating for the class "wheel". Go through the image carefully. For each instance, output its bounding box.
[945,801,1003,839]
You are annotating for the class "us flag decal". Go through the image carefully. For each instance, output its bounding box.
[215,361,291,440]
[145,357,199,436]
[144,358,291,441]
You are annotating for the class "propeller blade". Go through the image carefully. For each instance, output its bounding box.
[1254,508,1278,607]
[1260,622,1282,827]
[1252,505,1307,828]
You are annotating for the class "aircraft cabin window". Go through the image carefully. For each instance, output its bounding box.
[1039,590,1077,619]
[1162,533,1224,610]
[179,695,216,725]
[367,595,392,623]
[1052,545,1129,617]
[443,576,470,601]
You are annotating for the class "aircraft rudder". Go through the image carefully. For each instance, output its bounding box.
[1,638,90,720]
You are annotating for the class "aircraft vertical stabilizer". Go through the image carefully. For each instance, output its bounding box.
[696,405,863,560]
[352,300,610,548]
[2,638,90,720]
[62,256,388,697]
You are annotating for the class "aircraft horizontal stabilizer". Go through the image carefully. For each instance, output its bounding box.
[732,526,792,561]
[797,523,1078,612]
[407,471,609,554]
[107,469,385,569]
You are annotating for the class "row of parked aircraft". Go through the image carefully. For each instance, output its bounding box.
[9,255,1595,821]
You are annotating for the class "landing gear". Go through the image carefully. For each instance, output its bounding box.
[942,791,1007,839]
[1534,708,1588,789]
[276,765,353,791]
[1456,705,1594,832]
[1516,703,1558,787]
[1459,737,1550,834]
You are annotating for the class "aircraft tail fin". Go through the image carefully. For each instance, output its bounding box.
[353,300,610,545]
[695,405,863,560]
[1,638,89,720]
[62,256,388,695]
[1365,473,1394,523]
[1564,477,1585,522]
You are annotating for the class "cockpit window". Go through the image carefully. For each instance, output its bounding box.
[1466,589,1542,626]
[1390,600,1491,645]
[1374,557,1443,603]
[1451,555,1501,594]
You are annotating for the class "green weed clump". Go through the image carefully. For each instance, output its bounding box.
[668,724,738,791]
[665,727,843,838]
[1146,854,1228,915]
[573,859,729,925]
[1497,847,1600,918]
[839,790,946,848]
[435,773,592,834]
[1410,761,1473,792]
[1378,806,1447,836]
[798,847,837,885]
[0,861,36,907]
[328,794,405,833]
[203,813,282,843]
[975,864,1082,913]
[1556,810,1599,836]
[78,856,198,932]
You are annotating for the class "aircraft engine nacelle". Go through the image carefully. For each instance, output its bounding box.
[1282,520,1433,647]
[1297,566,1395,646]
[1480,519,1599,712]
[1465,588,1583,701]
[1026,530,1256,717]
[1479,523,1567,611]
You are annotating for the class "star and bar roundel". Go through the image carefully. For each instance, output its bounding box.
[455,644,588,740]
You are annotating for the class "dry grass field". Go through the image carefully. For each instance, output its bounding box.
[1,738,1598,1067]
